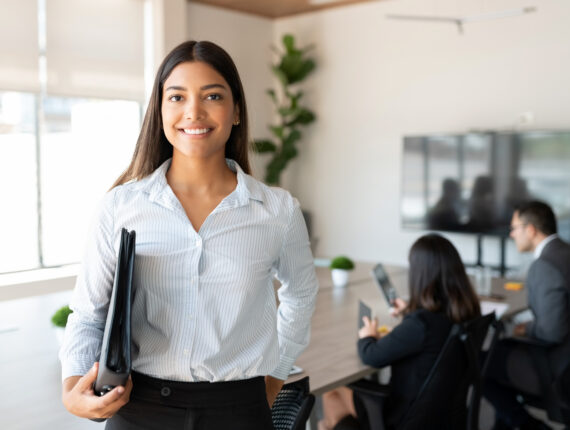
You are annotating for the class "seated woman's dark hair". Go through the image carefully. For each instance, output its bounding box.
[406,234,481,323]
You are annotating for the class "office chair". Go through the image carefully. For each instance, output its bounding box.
[340,312,501,430]
[505,337,570,426]
[271,376,316,430]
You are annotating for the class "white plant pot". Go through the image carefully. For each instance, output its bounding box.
[54,326,65,347]
[331,269,350,288]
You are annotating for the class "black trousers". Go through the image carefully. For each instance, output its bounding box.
[106,371,274,430]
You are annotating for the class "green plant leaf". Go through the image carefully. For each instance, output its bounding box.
[294,59,316,83]
[279,57,315,85]
[283,129,302,146]
[259,34,317,186]
[272,66,289,87]
[269,125,284,139]
[278,106,297,117]
[282,143,298,160]
[266,153,288,185]
[253,139,277,153]
[288,90,304,109]
[266,89,277,105]
[286,109,315,127]
[51,305,73,327]
[282,34,296,54]
[330,256,355,270]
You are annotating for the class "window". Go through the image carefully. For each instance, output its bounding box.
[0,92,141,273]
[0,0,144,274]
[0,92,38,272]
[40,96,141,267]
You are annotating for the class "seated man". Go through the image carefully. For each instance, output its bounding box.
[484,201,570,430]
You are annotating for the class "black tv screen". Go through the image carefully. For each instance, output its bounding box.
[400,130,570,240]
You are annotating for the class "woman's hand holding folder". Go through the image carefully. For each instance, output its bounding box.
[62,362,132,420]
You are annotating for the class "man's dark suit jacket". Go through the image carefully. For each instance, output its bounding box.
[525,237,570,377]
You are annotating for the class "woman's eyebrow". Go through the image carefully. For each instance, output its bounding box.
[201,83,227,91]
[164,83,227,92]
[164,85,186,92]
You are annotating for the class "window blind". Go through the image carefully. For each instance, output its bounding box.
[45,0,145,101]
[0,0,40,92]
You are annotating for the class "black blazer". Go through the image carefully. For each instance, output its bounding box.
[526,237,570,376]
[357,309,453,428]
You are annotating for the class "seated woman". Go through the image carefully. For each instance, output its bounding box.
[319,234,481,430]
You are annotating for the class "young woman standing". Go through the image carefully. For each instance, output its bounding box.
[60,40,318,429]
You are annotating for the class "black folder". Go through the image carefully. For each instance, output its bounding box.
[94,228,136,397]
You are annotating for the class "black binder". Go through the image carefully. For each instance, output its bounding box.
[94,228,136,397]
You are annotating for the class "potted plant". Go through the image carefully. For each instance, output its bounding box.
[330,256,355,288]
[51,304,73,345]
[253,34,316,186]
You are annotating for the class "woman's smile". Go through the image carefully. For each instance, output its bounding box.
[181,127,212,136]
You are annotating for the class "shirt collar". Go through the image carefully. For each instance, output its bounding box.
[142,158,264,208]
[534,234,558,259]
[225,159,264,205]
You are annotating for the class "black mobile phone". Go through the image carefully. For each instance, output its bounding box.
[371,263,398,307]
[358,300,372,329]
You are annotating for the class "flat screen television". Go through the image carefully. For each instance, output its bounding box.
[400,130,570,241]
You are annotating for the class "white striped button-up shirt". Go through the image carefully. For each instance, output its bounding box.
[60,159,318,382]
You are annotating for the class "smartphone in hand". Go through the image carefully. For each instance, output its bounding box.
[358,300,372,329]
[371,263,398,311]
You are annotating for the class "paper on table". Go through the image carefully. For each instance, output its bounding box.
[511,309,534,324]
[480,300,510,319]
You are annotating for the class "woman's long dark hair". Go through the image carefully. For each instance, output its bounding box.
[406,234,481,323]
[112,40,251,188]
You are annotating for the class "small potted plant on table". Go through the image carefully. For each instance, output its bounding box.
[51,304,73,346]
[330,256,355,288]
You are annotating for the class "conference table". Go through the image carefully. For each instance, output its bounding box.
[287,262,529,426]
[0,261,528,429]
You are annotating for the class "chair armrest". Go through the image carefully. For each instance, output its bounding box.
[347,379,390,398]
[502,336,553,348]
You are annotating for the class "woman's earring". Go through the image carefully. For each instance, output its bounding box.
[233,120,240,126]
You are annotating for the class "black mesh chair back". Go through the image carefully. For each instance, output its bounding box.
[518,342,570,425]
[271,376,315,430]
[399,312,498,430]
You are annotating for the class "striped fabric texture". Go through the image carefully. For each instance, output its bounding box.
[60,159,318,382]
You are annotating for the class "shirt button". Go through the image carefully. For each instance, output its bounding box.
[184,348,190,355]
[160,386,171,397]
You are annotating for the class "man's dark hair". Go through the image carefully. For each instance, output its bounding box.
[515,200,557,236]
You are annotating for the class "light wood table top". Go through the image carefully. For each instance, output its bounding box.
[288,262,408,395]
[288,262,529,396]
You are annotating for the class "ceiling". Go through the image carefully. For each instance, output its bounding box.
[189,0,383,19]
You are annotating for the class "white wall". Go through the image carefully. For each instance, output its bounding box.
[184,1,570,269]
[187,3,274,179]
[270,0,570,268]
[5,0,567,299]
